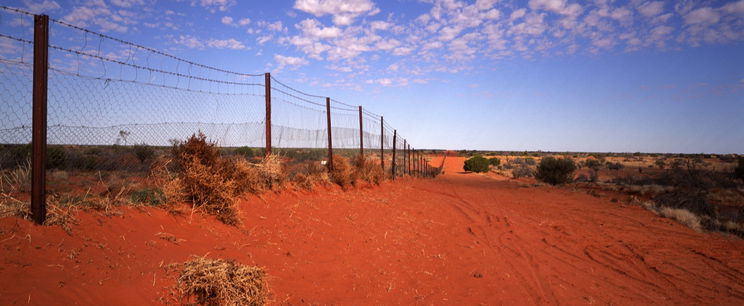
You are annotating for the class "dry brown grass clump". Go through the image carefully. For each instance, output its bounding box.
[257,154,286,190]
[329,155,354,187]
[176,257,267,306]
[0,195,78,235]
[352,155,385,185]
[290,161,328,190]
[171,133,240,225]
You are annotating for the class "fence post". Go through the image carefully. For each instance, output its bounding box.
[403,139,407,176]
[264,72,271,156]
[408,144,412,176]
[31,14,49,225]
[391,130,397,179]
[380,116,384,171]
[326,97,333,171]
[358,106,363,159]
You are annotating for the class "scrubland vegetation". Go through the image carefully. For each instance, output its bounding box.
[0,132,397,229]
[460,150,744,237]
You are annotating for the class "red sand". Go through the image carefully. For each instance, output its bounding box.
[2,154,744,305]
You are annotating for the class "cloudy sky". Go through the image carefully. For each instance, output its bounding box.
[2,0,744,153]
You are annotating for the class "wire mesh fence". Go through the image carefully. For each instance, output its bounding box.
[0,7,441,223]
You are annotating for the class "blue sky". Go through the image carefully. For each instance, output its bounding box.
[1,0,743,153]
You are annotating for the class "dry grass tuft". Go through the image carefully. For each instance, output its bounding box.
[176,256,267,306]
[290,162,329,190]
[171,133,240,225]
[257,154,286,190]
[352,155,385,185]
[658,207,703,232]
[0,158,31,193]
[231,158,265,195]
[0,195,78,235]
[329,155,354,187]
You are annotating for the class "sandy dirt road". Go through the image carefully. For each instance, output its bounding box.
[2,154,744,305]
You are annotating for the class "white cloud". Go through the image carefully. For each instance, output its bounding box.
[110,0,143,8]
[293,0,378,25]
[528,0,582,16]
[684,7,720,25]
[238,18,251,26]
[296,19,341,39]
[274,54,309,71]
[637,1,664,17]
[722,1,744,15]
[257,35,272,45]
[221,16,233,25]
[23,0,61,13]
[206,38,246,49]
[175,35,246,49]
[199,0,235,12]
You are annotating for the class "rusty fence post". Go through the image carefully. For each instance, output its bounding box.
[358,106,363,159]
[264,72,271,156]
[326,97,333,171]
[391,130,397,179]
[31,14,49,225]
[380,116,384,171]
[403,139,407,176]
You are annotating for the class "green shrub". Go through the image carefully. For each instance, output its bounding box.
[133,143,155,163]
[130,188,166,206]
[735,157,744,181]
[584,158,601,171]
[464,155,489,173]
[524,157,536,166]
[488,157,500,166]
[234,146,255,158]
[607,162,624,170]
[46,146,68,170]
[536,157,576,185]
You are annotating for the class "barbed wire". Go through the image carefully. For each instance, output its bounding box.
[48,44,260,87]
[0,5,34,16]
[46,17,264,78]
[49,66,261,97]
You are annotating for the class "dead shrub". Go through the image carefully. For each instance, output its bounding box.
[171,133,239,225]
[658,207,703,232]
[257,154,285,190]
[176,256,267,306]
[288,161,328,190]
[329,155,353,187]
[352,155,384,185]
[230,158,265,195]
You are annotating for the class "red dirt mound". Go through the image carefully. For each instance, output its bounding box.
[2,154,744,304]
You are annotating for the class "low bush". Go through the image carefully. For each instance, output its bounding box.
[512,165,534,178]
[353,155,385,185]
[133,143,155,163]
[171,132,239,225]
[130,188,166,206]
[536,157,576,185]
[488,157,500,166]
[736,157,744,181]
[607,162,624,170]
[329,155,354,187]
[584,158,601,171]
[176,257,266,306]
[464,155,489,173]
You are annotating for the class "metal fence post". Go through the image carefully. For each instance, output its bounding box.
[403,139,407,176]
[264,72,271,156]
[358,106,363,159]
[380,116,384,171]
[31,14,49,225]
[391,130,397,179]
[326,97,333,171]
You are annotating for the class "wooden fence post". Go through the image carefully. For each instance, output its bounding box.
[380,116,384,171]
[326,97,333,171]
[391,130,397,179]
[358,106,363,159]
[31,14,49,225]
[264,72,271,156]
